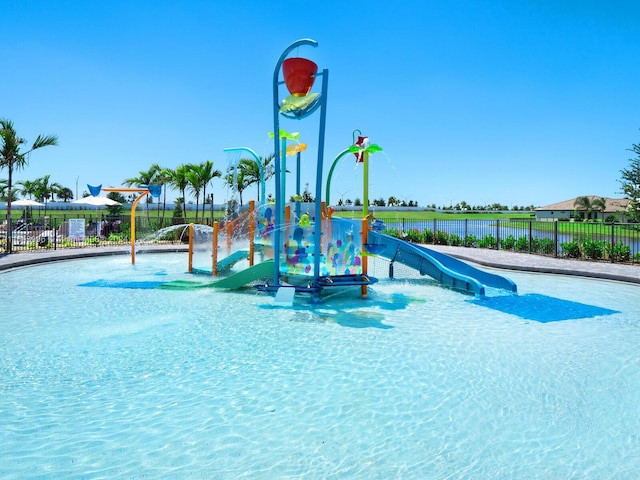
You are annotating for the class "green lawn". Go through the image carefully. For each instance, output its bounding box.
[332,210,535,220]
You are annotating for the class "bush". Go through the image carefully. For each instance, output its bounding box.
[535,238,555,255]
[449,234,462,246]
[608,242,631,262]
[434,230,449,245]
[382,227,401,238]
[478,234,497,249]
[501,234,516,251]
[561,241,581,258]
[581,238,605,260]
[404,228,423,243]
[463,235,478,247]
[514,236,529,252]
[422,229,434,244]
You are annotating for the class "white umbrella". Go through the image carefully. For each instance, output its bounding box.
[12,198,45,207]
[72,195,122,207]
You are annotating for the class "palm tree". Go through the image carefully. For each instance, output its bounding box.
[57,186,74,202]
[124,167,157,203]
[239,154,275,202]
[574,196,607,221]
[191,160,221,222]
[163,165,190,218]
[185,167,201,221]
[17,179,39,199]
[34,174,62,220]
[224,164,251,207]
[124,167,158,222]
[591,197,607,221]
[0,119,58,251]
[149,163,170,226]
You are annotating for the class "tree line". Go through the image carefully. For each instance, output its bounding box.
[4,118,640,226]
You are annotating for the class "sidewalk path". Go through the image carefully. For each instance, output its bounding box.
[2,244,639,285]
[427,245,640,285]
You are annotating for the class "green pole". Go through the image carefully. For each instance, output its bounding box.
[363,151,369,218]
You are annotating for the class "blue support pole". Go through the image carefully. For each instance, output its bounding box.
[272,39,318,287]
[313,69,329,283]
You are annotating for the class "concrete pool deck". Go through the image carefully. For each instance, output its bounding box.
[1,244,639,285]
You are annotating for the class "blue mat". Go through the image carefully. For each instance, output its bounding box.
[470,293,620,322]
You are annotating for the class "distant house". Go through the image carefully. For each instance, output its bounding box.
[535,196,629,222]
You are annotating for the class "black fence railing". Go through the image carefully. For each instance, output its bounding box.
[374,217,640,264]
[0,214,204,254]
[3,215,640,265]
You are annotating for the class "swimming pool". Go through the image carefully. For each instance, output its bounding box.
[1,252,639,478]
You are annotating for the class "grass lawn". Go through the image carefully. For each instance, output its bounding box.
[332,210,535,220]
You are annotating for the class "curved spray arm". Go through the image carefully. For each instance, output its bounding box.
[223,147,265,204]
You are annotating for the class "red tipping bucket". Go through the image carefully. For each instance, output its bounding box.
[282,57,318,97]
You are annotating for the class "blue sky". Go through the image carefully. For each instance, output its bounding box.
[3,0,639,208]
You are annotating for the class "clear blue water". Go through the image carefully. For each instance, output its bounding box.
[1,253,639,479]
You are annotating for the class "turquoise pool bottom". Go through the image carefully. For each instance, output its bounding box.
[3,253,638,479]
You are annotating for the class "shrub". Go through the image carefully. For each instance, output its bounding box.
[581,238,605,260]
[501,235,516,251]
[536,238,555,255]
[382,227,401,238]
[561,241,581,258]
[463,235,478,247]
[434,230,449,245]
[422,229,434,244]
[404,228,423,243]
[478,234,497,249]
[514,236,529,252]
[608,242,631,262]
[449,234,462,246]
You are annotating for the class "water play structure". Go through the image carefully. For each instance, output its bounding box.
[171,38,516,301]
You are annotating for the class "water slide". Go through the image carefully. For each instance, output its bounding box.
[367,231,517,295]
[160,259,275,290]
[192,249,250,275]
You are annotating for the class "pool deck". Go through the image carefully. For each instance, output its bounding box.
[1,244,639,285]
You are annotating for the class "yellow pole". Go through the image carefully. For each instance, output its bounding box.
[129,191,149,265]
[361,217,369,298]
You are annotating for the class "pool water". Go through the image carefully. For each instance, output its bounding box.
[1,253,639,479]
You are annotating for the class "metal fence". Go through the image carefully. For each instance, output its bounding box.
[0,214,198,254]
[374,217,640,264]
[3,214,640,265]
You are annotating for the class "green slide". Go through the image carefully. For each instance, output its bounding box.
[159,260,274,291]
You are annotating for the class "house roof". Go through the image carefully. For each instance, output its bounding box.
[536,196,629,212]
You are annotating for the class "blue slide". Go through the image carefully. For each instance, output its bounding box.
[367,231,517,295]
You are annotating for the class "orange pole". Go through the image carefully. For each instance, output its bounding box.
[361,217,369,297]
[226,221,232,255]
[188,223,194,273]
[212,221,219,276]
[249,200,255,266]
